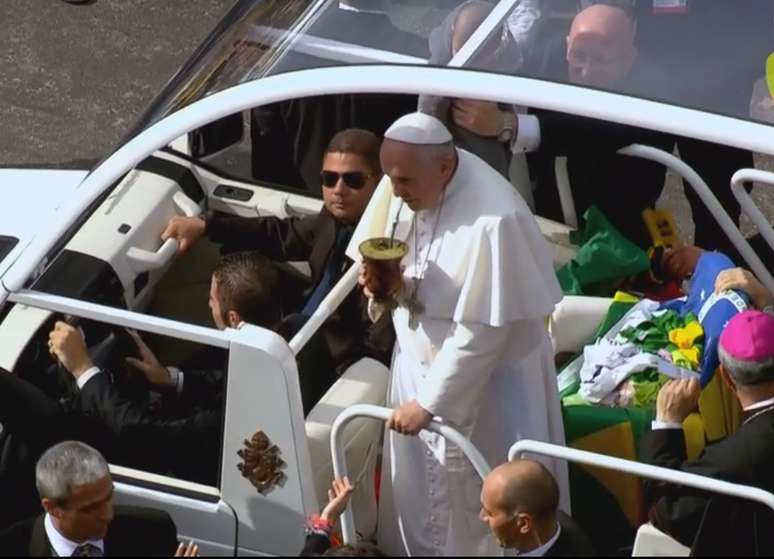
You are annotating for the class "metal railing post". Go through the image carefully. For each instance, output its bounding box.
[618,144,774,294]
[508,440,774,513]
[330,404,491,544]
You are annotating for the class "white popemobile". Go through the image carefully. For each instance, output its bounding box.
[1,1,774,555]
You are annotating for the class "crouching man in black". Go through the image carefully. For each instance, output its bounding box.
[46,252,282,486]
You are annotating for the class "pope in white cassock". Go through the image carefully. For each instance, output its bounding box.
[351,113,568,556]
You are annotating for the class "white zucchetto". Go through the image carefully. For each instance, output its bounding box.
[384,112,453,145]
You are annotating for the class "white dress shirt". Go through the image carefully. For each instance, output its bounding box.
[652,396,774,430]
[76,365,184,395]
[517,523,562,557]
[511,114,542,153]
[44,514,104,557]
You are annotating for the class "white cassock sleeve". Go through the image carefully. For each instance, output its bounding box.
[416,319,545,424]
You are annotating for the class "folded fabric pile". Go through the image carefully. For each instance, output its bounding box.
[577,300,702,407]
[557,207,651,297]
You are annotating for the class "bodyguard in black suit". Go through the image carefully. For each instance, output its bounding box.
[641,310,774,556]
[450,4,673,247]
[43,319,221,486]
[583,0,774,253]
[76,370,221,486]
[0,441,178,557]
[0,370,115,531]
[162,129,394,409]
[0,507,177,557]
[46,252,287,485]
[480,459,597,556]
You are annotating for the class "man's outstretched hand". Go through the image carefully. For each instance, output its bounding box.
[125,329,174,390]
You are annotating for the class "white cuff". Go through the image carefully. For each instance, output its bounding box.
[77,367,103,390]
[511,115,541,153]
[167,367,184,395]
[651,420,683,430]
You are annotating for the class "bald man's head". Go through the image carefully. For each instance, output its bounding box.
[480,460,559,549]
[567,4,637,88]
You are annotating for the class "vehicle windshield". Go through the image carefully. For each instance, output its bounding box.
[135,0,774,132]
[0,236,18,264]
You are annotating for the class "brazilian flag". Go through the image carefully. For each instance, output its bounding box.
[560,297,743,554]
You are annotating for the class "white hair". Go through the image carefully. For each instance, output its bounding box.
[35,441,109,502]
[718,345,774,387]
[420,141,456,163]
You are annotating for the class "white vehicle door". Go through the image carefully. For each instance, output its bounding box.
[8,290,316,556]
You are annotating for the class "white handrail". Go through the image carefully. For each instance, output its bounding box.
[252,25,427,66]
[554,156,578,228]
[7,68,774,303]
[8,289,231,349]
[731,168,774,257]
[448,0,522,68]
[618,144,774,295]
[330,404,492,544]
[508,440,774,513]
[288,264,359,356]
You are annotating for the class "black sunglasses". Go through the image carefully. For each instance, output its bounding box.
[320,170,371,190]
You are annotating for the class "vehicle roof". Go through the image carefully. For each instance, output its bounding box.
[134,0,774,139]
[0,169,86,279]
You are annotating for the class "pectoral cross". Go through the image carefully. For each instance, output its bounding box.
[407,279,424,331]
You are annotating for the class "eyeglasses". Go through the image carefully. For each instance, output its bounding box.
[320,170,371,190]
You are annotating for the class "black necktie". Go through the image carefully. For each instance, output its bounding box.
[301,225,353,316]
[71,543,103,557]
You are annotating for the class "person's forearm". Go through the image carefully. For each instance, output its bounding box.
[206,213,312,261]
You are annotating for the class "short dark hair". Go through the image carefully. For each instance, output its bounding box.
[212,252,280,327]
[323,542,385,557]
[324,128,382,176]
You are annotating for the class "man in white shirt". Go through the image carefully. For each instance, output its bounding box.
[480,459,595,556]
[0,440,179,556]
[355,112,568,556]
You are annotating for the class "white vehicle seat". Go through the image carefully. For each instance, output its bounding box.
[549,295,614,355]
[536,216,578,271]
[305,357,390,540]
[632,523,690,557]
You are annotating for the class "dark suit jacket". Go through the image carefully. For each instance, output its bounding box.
[548,511,597,557]
[640,410,774,556]
[161,346,227,418]
[248,6,425,192]
[0,371,115,531]
[524,38,674,247]
[528,106,674,247]
[77,373,220,486]
[0,507,177,557]
[630,0,774,116]
[206,207,395,372]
